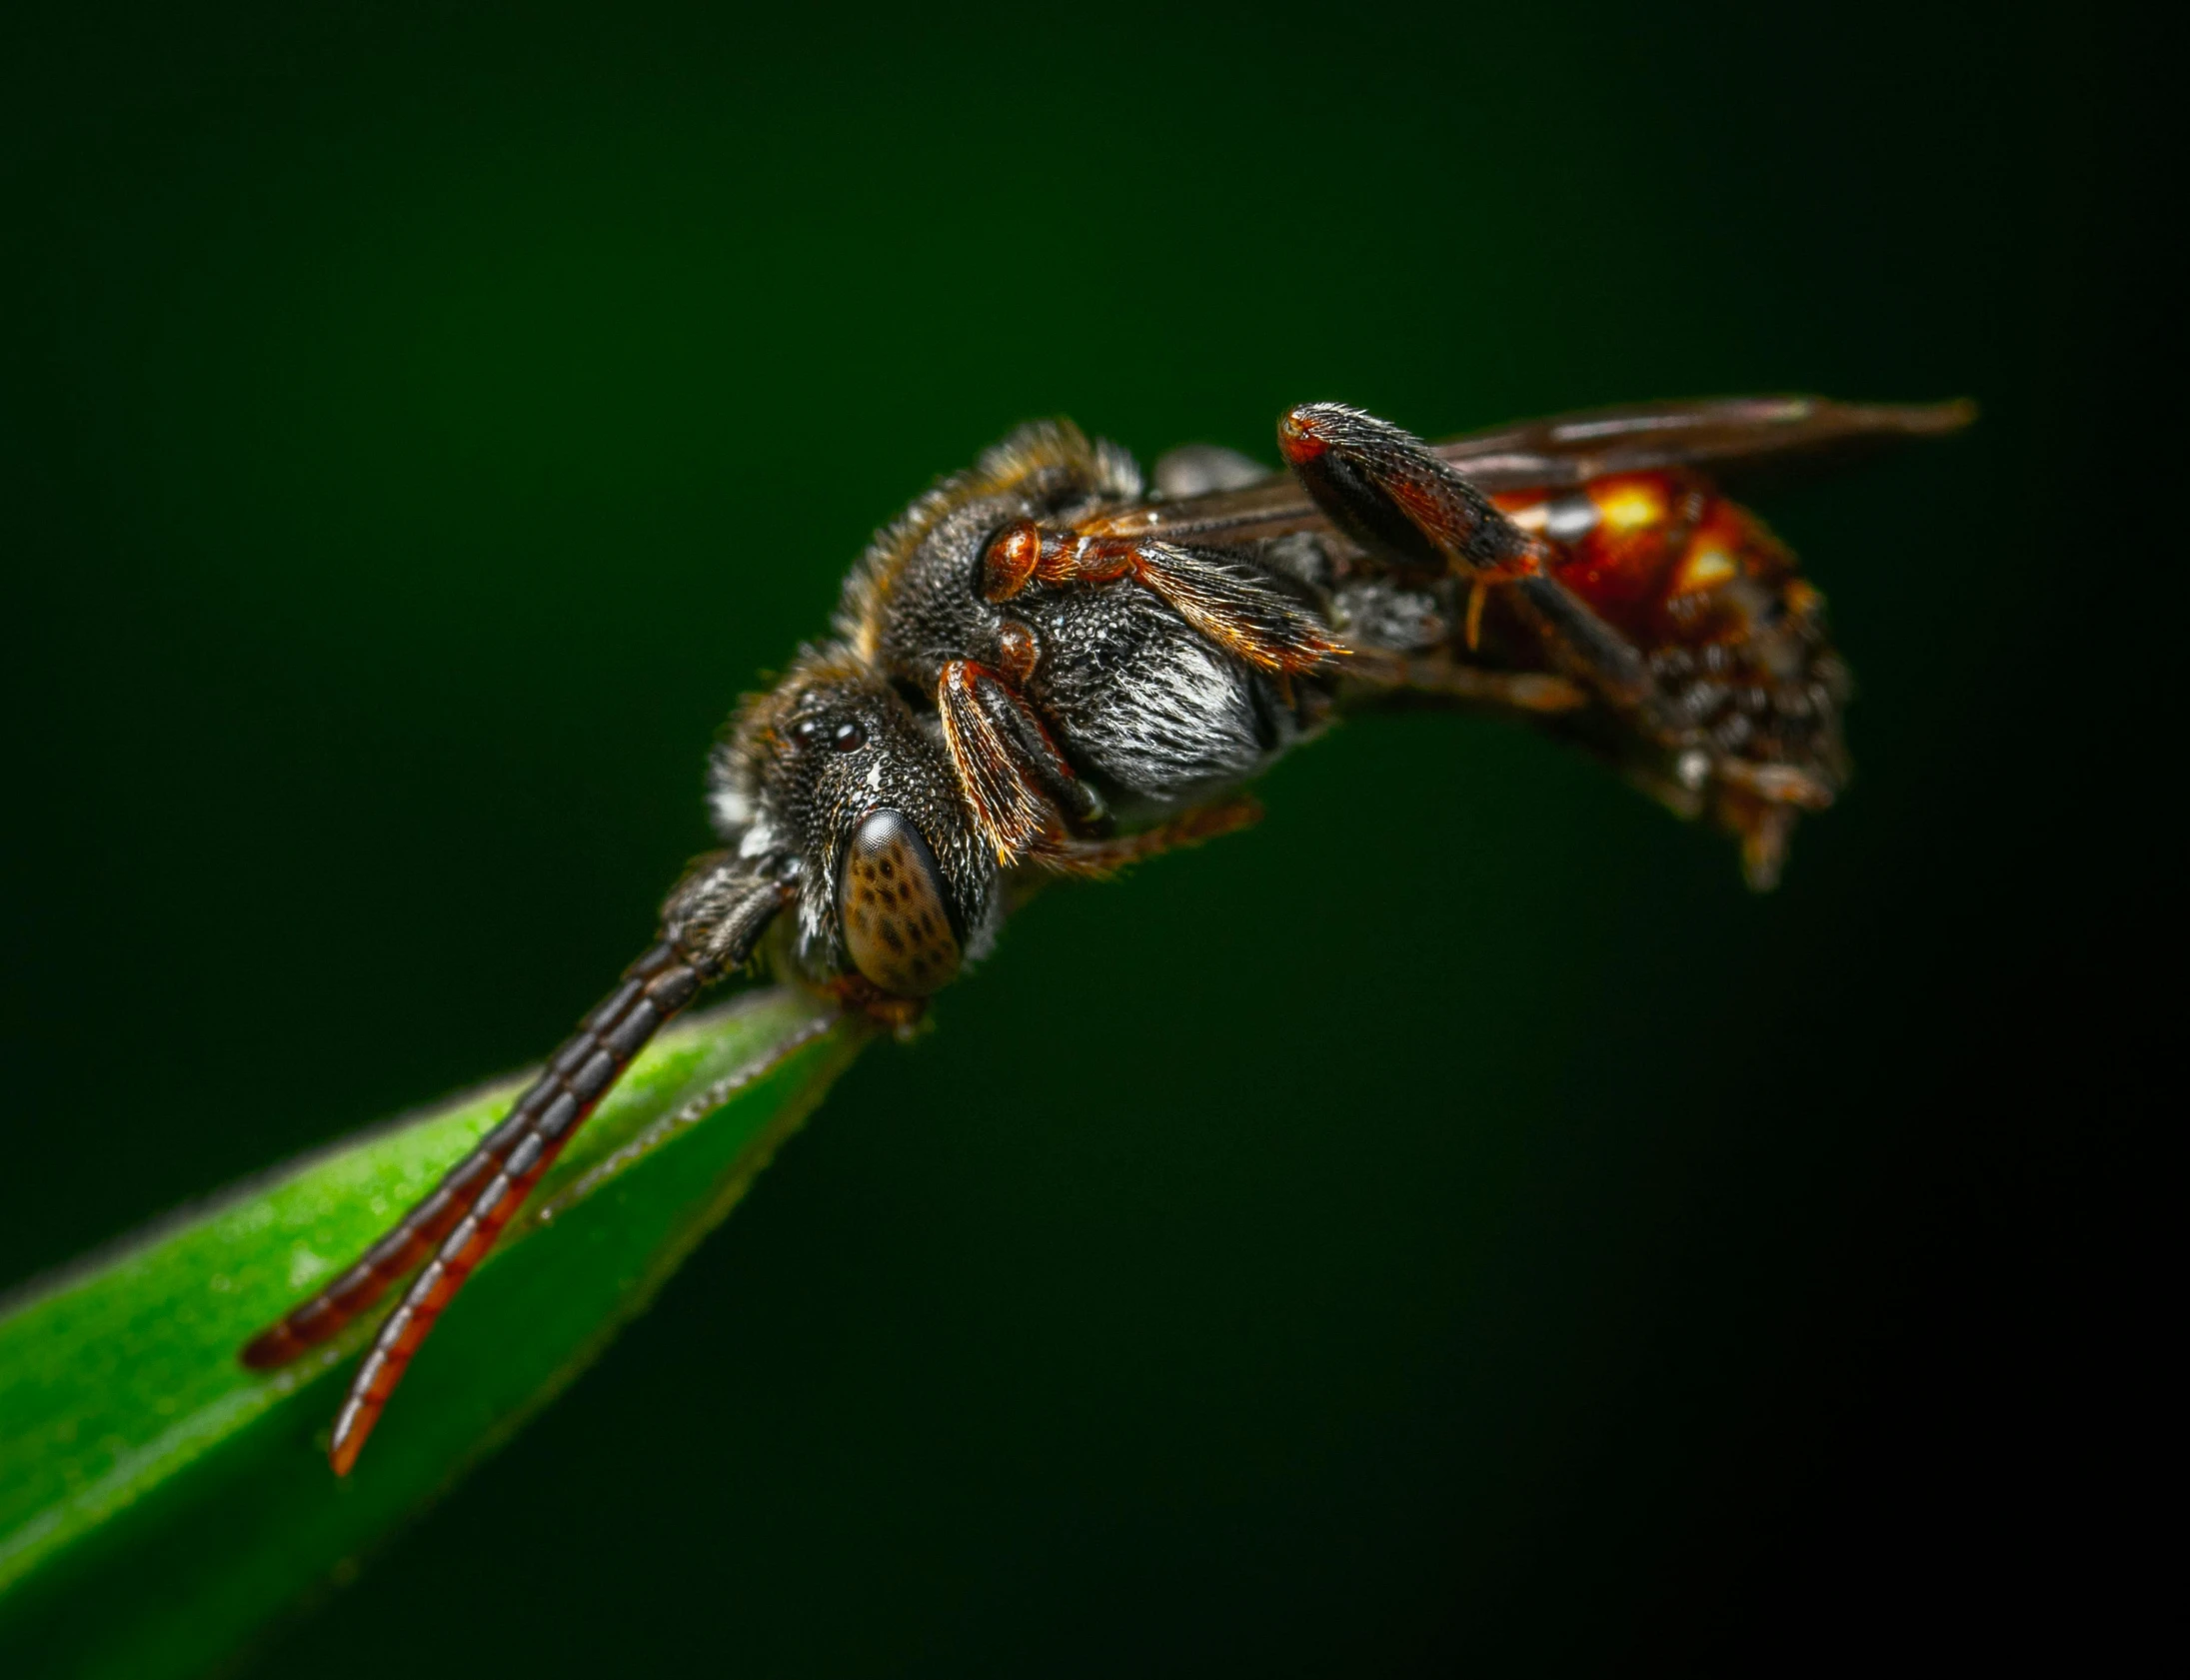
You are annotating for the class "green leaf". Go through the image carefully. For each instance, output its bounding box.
[0,988,866,1679]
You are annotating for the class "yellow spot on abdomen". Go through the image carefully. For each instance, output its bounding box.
[1590,478,1668,534]
[1673,546,1739,594]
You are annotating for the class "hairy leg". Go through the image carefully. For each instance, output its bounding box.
[1278,403,1653,707]
[937,657,1106,862]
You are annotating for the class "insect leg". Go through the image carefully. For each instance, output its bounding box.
[1278,403,1653,708]
[1277,403,1546,581]
[1037,796,1263,877]
[1344,648,1590,714]
[937,659,1103,862]
[242,859,791,1474]
[983,522,1341,677]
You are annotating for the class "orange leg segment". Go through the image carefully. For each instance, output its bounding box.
[982,521,1341,678]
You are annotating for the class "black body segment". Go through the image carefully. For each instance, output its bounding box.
[1017,579,1310,804]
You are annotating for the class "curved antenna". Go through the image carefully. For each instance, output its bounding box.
[242,866,792,1474]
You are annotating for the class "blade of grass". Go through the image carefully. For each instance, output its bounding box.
[0,987,866,1679]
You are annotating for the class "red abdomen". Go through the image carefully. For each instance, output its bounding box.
[1492,470,1809,653]
[1488,469,1851,890]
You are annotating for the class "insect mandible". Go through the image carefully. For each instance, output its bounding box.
[242,394,1971,1471]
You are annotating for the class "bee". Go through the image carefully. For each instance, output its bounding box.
[242,394,1970,1471]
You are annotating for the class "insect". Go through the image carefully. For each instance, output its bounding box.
[242,394,1970,1471]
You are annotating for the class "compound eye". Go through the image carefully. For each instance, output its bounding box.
[837,810,962,997]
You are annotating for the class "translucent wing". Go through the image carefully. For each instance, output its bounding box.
[1081,396,1974,548]
[1429,395,1977,488]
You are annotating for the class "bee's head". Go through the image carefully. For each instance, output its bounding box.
[712,650,995,996]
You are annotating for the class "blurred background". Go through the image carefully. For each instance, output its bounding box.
[1,3,2158,1673]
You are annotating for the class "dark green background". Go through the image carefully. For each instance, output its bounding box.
[2,4,2157,1674]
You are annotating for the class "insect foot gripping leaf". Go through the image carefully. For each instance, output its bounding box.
[0,989,867,1680]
